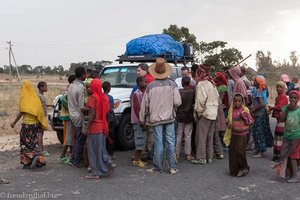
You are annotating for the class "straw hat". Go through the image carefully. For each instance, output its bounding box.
[149,58,172,79]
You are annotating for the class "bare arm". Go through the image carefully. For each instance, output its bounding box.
[251,97,264,113]
[83,108,95,134]
[11,112,23,128]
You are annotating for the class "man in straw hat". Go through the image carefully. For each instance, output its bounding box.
[139,58,182,175]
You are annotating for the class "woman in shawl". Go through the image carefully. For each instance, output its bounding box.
[224,93,253,177]
[191,64,219,164]
[11,80,47,169]
[82,78,116,179]
[228,66,247,98]
[273,90,300,183]
[251,75,273,158]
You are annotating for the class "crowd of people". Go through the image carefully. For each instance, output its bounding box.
[6,58,300,183]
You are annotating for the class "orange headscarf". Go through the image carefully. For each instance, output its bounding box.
[255,75,266,91]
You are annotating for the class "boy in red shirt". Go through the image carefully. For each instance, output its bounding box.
[83,79,116,179]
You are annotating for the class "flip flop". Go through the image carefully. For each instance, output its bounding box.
[84,175,100,179]
[0,178,9,184]
[108,163,116,175]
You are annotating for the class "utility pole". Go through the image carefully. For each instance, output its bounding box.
[7,41,21,83]
[7,41,13,100]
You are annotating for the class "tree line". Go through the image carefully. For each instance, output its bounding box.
[0,60,113,76]
[0,24,298,78]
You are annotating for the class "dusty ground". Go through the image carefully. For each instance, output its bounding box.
[0,74,65,155]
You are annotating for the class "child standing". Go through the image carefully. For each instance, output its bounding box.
[131,76,147,168]
[11,80,47,169]
[58,75,76,164]
[251,75,273,158]
[175,76,195,161]
[103,81,118,159]
[270,81,288,161]
[83,79,116,179]
[37,81,50,156]
[275,90,300,183]
[224,93,253,177]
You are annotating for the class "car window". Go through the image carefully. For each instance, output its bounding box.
[100,66,138,88]
[170,68,179,80]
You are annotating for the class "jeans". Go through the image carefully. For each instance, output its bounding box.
[153,122,176,172]
[71,127,86,165]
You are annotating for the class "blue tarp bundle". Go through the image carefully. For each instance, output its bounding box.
[125,34,184,59]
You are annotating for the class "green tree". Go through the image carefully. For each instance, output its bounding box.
[256,51,273,71]
[163,24,200,53]
[289,51,298,67]
[200,41,243,68]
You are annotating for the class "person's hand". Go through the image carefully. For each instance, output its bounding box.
[141,123,147,132]
[287,102,296,110]
[82,127,88,135]
[10,122,15,128]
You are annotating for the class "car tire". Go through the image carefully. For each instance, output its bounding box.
[118,113,134,150]
[56,130,64,144]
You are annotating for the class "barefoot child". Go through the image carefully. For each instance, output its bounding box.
[275,90,300,183]
[11,80,47,169]
[83,79,116,179]
[58,75,76,164]
[270,81,288,161]
[224,93,253,177]
[131,76,147,168]
[37,81,50,156]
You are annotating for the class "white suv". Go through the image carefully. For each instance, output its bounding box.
[100,63,183,150]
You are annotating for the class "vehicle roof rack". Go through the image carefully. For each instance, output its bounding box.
[116,54,194,65]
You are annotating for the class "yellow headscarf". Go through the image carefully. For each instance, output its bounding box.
[223,93,251,146]
[19,80,47,129]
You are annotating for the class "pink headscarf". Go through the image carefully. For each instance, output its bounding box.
[228,66,242,82]
[229,66,247,97]
[280,74,290,83]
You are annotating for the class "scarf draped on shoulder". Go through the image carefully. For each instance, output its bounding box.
[19,80,47,129]
[223,93,252,146]
[89,79,110,135]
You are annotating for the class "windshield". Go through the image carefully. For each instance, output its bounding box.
[100,66,137,88]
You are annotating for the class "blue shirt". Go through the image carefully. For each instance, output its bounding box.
[106,93,114,122]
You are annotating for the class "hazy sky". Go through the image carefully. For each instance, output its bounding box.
[1,0,300,69]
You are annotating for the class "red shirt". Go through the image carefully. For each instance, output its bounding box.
[145,74,155,84]
[86,96,102,134]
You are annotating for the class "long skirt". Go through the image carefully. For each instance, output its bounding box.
[229,134,249,176]
[252,112,273,153]
[87,133,112,176]
[273,120,285,161]
[20,124,46,167]
[63,120,75,146]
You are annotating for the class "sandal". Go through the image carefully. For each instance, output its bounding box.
[84,175,100,179]
[132,160,146,168]
[190,159,207,164]
[0,178,9,184]
[108,163,116,175]
[42,151,50,157]
[30,156,39,169]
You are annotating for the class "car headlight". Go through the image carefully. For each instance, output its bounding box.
[114,100,121,109]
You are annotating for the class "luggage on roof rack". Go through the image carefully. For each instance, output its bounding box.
[118,34,194,64]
